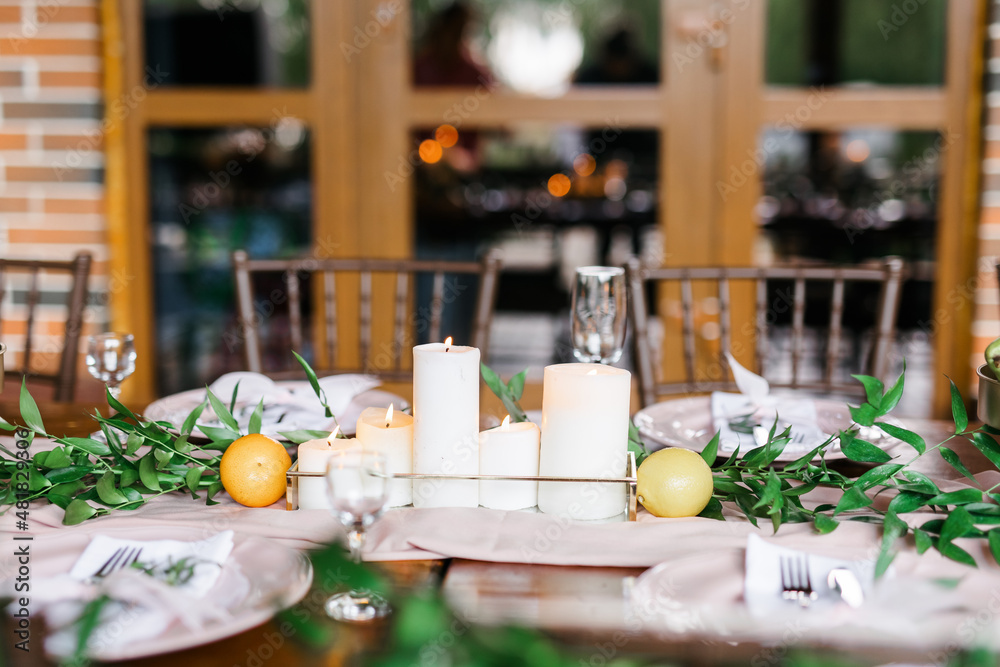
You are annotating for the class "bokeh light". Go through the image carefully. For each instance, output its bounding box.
[845,139,870,163]
[419,139,443,164]
[435,124,459,148]
[573,154,597,176]
[548,173,572,197]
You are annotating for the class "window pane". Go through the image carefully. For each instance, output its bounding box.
[766,0,946,86]
[145,0,310,87]
[757,127,941,415]
[411,0,660,93]
[149,124,312,396]
[411,123,659,375]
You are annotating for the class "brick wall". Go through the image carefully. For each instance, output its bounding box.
[0,0,106,400]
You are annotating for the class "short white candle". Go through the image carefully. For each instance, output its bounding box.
[297,428,359,510]
[537,363,630,520]
[355,404,413,507]
[479,416,540,510]
[412,338,480,508]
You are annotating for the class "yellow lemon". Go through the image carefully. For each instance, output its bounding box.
[637,448,714,518]
[219,433,291,507]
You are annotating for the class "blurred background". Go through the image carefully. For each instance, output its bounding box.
[0,0,989,417]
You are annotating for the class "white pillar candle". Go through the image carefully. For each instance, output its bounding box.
[537,363,630,520]
[355,404,413,507]
[297,430,359,510]
[479,417,540,510]
[412,340,480,508]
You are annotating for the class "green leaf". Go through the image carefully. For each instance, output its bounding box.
[106,388,139,422]
[0,416,16,431]
[937,540,977,568]
[96,471,128,505]
[44,466,91,484]
[939,446,977,483]
[507,368,528,401]
[898,470,940,496]
[185,467,204,497]
[841,437,891,464]
[854,463,904,491]
[248,399,264,435]
[278,429,333,444]
[181,400,207,436]
[198,425,241,442]
[19,377,46,433]
[876,511,907,578]
[700,432,719,466]
[875,422,925,455]
[120,467,139,488]
[73,594,111,663]
[813,513,839,534]
[206,388,241,433]
[228,380,242,414]
[888,490,930,515]
[37,448,73,469]
[153,447,173,468]
[927,489,983,507]
[697,497,724,521]
[939,507,976,547]
[293,350,332,418]
[125,432,144,456]
[833,487,872,516]
[878,364,905,416]
[63,498,97,525]
[62,437,112,457]
[174,434,192,454]
[138,453,161,491]
[948,377,968,433]
[851,373,884,409]
[971,432,1000,470]
[848,403,877,427]
[205,480,224,505]
[988,529,1000,567]
[914,528,933,554]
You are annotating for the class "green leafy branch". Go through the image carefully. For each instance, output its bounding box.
[0,378,267,525]
[480,363,529,423]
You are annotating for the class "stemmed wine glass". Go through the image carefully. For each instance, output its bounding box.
[85,333,136,400]
[570,266,627,364]
[324,450,391,621]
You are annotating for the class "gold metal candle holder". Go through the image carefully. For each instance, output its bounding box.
[285,451,639,521]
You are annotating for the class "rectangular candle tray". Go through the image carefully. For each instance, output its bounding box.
[285,451,638,521]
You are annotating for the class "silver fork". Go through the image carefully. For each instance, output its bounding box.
[90,546,143,581]
[779,554,817,607]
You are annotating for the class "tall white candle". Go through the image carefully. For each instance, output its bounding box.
[412,340,480,508]
[355,404,413,507]
[297,430,359,510]
[479,417,540,510]
[537,363,630,520]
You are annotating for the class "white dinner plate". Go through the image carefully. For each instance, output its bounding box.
[632,395,901,463]
[28,527,313,662]
[143,385,408,440]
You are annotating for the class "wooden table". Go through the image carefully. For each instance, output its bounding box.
[3,412,994,666]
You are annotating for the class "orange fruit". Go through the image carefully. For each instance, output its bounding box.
[219,433,291,507]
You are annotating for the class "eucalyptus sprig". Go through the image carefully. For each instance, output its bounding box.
[0,378,267,525]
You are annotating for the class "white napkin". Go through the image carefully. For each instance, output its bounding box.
[205,371,381,435]
[744,533,874,615]
[16,532,236,658]
[711,353,828,455]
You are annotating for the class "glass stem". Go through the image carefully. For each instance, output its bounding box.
[346,524,366,564]
[106,383,122,401]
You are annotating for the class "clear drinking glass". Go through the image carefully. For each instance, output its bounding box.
[85,333,136,400]
[571,266,627,364]
[324,450,391,622]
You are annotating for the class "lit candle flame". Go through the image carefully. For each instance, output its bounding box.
[501,415,511,430]
[327,425,341,444]
[444,336,453,351]
[385,403,394,428]
[587,368,598,376]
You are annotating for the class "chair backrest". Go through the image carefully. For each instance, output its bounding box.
[232,250,503,380]
[0,252,92,402]
[625,256,906,409]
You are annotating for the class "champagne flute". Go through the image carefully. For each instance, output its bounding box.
[85,333,136,400]
[324,450,391,621]
[570,266,627,364]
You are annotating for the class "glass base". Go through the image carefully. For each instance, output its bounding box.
[324,590,391,622]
